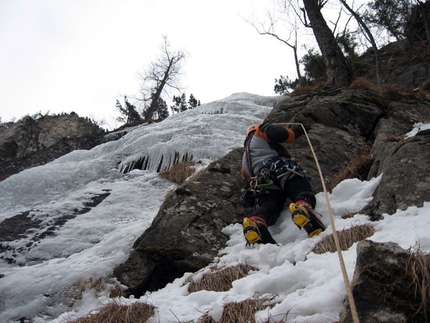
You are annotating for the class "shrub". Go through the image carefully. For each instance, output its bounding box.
[330,147,373,188]
[158,160,196,185]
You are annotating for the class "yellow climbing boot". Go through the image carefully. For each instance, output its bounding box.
[289,202,326,237]
[243,216,276,245]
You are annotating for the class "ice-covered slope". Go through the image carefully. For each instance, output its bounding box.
[0,93,280,321]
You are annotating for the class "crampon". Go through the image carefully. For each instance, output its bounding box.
[243,216,276,245]
[289,202,326,237]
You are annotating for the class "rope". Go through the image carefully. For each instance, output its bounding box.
[276,123,360,323]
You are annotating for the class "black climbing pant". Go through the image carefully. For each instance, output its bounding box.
[250,175,315,226]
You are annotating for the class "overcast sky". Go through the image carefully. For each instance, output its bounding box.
[0,0,318,128]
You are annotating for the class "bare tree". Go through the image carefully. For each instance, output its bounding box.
[339,0,381,84]
[418,0,430,43]
[246,3,305,86]
[365,0,411,42]
[139,36,186,122]
[302,0,352,87]
[249,0,352,87]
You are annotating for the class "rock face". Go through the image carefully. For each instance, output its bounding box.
[114,149,250,295]
[114,85,430,303]
[369,101,430,217]
[359,40,430,90]
[340,240,430,323]
[0,114,105,181]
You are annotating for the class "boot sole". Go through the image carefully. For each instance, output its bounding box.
[243,218,262,244]
[292,213,310,228]
[290,204,326,237]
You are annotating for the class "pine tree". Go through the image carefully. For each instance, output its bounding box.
[116,96,143,125]
[171,93,187,113]
[155,97,169,121]
[171,93,201,113]
[179,93,187,112]
[188,94,200,109]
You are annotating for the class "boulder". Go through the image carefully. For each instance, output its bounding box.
[340,240,429,323]
[114,148,250,296]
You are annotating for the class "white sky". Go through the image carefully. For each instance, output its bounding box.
[1,94,429,322]
[0,0,308,128]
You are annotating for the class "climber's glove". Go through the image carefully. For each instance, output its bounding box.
[290,125,310,138]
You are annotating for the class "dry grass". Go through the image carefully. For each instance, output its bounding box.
[66,301,154,323]
[351,77,430,100]
[219,298,272,323]
[75,277,104,295]
[384,134,406,143]
[67,277,125,301]
[350,77,379,91]
[412,87,430,100]
[197,312,217,323]
[158,160,196,184]
[109,284,125,298]
[409,249,430,319]
[61,277,107,306]
[186,263,257,293]
[313,224,375,254]
[379,83,411,100]
[197,295,278,323]
[290,81,329,96]
[330,147,373,188]
[188,264,282,322]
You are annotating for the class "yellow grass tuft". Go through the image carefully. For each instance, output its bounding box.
[330,147,373,188]
[66,301,154,323]
[409,249,430,319]
[384,134,406,143]
[290,81,329,96]
[197,295,278,323]
[350,77,378,91]
[158,160,196,185]
[351,77,430,101]
[313,224,375,254]
[186,263,257,293]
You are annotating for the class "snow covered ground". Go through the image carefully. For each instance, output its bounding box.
[0,93,429,323]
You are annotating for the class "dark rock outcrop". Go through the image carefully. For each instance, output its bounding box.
[0,114,105,181]
[340,240,430,323]
[114,149,249,296]
[358,40,430,90]
[368,100,430,218]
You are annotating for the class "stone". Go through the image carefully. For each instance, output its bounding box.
[340,240,429,323]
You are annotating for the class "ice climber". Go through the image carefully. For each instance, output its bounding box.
[241,122,325,245]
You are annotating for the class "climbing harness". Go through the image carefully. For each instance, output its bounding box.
[275,123,360,323]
